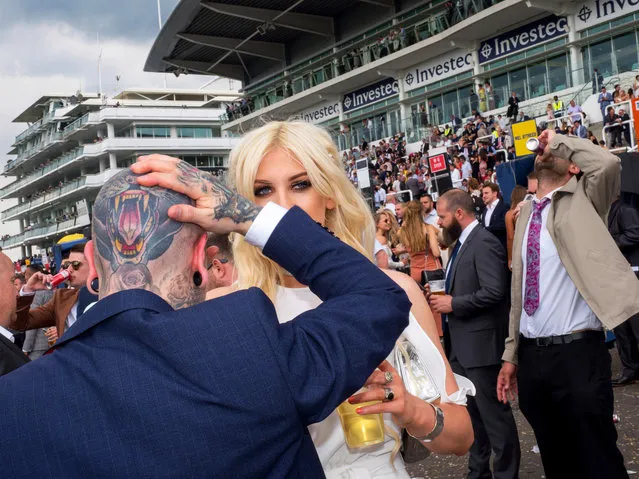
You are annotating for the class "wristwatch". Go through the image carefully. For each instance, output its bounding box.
[407,401,444,443]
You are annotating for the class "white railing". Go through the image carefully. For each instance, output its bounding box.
[545,111,587,128]
[601,119,635,151]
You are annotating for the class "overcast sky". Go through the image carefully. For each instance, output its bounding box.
[0,0,236,254]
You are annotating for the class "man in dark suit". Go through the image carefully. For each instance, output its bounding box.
[11,244,97,343]
[0,253,30,376]
[429,189,520,479]
[480,182,508,251]
[0,163,411,478]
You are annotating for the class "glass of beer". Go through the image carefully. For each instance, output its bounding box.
[337,395,385,449]
[428,279,446,296]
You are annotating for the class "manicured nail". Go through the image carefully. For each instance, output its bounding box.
[348,397,355,403]
[356,408,363,414]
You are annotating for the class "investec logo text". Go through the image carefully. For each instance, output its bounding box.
[343,79,398,112]
[405,53,473,89]
[479,16,568,63]
[300,103,340,123]
[577,0,639,29]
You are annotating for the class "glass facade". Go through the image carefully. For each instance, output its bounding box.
[582,30,639,82]
[483,53,571,105]
[177,126,216,138]
[136,126,170,138]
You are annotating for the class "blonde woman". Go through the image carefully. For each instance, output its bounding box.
[213,121,473,478]
[374,210,403,270]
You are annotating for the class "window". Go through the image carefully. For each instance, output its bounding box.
[613,32,638,74]
[136,126,170,138]
[490,73,509,108]
[508,67,527,100]
[547,55,569,92]
[589,39,614,77]
[177,127,213,138]
[527,61,547,99]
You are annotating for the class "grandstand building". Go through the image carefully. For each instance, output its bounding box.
[0,88,240,258]
[146,0,639,149]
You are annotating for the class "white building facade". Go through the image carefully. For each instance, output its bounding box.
[1,88,240,258]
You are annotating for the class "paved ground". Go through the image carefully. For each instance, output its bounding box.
[407,349,639,478]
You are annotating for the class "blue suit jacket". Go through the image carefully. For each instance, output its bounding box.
[0,207,410,478]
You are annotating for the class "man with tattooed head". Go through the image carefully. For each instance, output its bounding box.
[0,156,411,478]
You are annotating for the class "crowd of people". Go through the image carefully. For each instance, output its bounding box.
[0,117,637,479]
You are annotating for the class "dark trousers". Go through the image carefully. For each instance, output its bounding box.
[449,356,521,479]
[518,336,628,479]
[614,312,639,378]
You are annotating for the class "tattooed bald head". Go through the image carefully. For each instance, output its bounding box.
[87,170,209,309]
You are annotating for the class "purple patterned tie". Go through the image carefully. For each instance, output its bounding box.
[524,198,550,316]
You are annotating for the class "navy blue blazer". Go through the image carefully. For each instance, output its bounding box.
[0,207,410,478]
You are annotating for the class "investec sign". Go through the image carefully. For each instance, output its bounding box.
[297,101,340,124]
[403,51,473,92]
[478,15,568,65]
[574,0,639,31]
[342,78,399,113]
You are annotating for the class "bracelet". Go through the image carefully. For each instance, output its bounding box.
[406,401,444,443]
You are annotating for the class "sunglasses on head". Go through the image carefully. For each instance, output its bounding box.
[61,261,83,271]
[207,258,230,270]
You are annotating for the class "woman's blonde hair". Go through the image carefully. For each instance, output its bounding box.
[229,121,375,300]
[374,209,397,244]
[398,201,427,253]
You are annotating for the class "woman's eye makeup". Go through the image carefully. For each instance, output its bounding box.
[253,179,311,196]
[254,185,272,197]
[291,180,311,190]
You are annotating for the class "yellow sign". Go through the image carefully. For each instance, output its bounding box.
[511,120,538,157]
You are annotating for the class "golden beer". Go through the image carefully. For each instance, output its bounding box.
[337,398,384,449]
[428,279,446,296]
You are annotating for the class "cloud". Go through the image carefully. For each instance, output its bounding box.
[0,0,180,41]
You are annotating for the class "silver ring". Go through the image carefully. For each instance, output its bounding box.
[384,371,393,384]
[383,387,395,401]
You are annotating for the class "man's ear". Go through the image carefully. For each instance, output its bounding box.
[84,240,99,294]
[568,163,581,176]
[192,233,209,289]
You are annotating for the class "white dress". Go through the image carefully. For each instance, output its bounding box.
[275,286,475,479]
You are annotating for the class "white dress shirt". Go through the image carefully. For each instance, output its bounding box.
[0,325,15,343]
[445,220,479,278]
[483,199,500,227]
[245,201,289,249]
[423,209,439,226]
[461,161,472,180]
[451,168,462,188]
[519,191,601,338]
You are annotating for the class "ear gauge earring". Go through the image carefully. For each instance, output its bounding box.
[193,271,203,287]
[90,278,99,294]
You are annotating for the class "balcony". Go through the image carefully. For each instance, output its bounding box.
[62,113,90,137]
[1,168,124,222]
[0,214,91,250]
[5,132,64,174]
[14,119,44,144]
[0,147,85,199]
[222,0,503,123]
[1,177,87,221]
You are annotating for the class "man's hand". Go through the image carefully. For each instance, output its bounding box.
[131,155,261,236]
[44,327,58,344]
[428,294,453,314]
[23,272,54,293]
[497,361,518,404]
[537,129,557,162]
